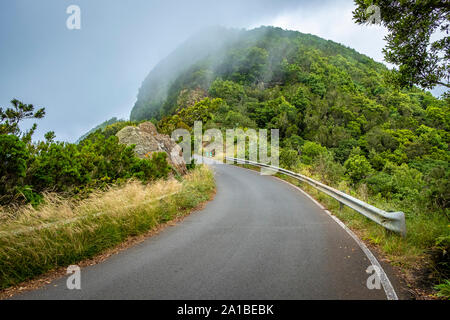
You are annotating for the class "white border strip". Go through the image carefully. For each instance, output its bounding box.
[273,176,399,300]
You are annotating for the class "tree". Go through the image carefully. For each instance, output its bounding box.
[209,79,245,106]
[0,99,45,142]
[0,135,29,202]
[280,149,299,169]
[344,154,375,184]
[353,0,449,89]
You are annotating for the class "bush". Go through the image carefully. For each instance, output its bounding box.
[389,163,424,201]
[366,172,393,197]
[283,135,305,151]
[0,166,215,289]
[280,149,299,169]
[300,141,328,165]
[209,79,245,106]
[0,135,29,204]
[314,153,345,185]
[0,131,172,206]
[435,280,450,300]
[344,154,374,184]
[422,165,449,210]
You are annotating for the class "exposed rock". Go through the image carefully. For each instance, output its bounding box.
[176,88,207,111]
[116,122,187,175]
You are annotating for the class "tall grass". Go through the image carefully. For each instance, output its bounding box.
[0,165,215,289]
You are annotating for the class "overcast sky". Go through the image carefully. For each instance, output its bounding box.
[0,1,442,142]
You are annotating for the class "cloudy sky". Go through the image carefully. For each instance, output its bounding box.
[0,0,438,142]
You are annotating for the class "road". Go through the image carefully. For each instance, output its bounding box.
[15,163,400,300]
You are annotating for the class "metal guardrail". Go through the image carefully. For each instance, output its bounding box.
[226,157,407,237]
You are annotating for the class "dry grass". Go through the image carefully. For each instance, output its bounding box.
[0,165,215,289]
[0,178,182,234]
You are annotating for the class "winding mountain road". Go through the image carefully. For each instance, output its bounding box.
[15,163,402,300]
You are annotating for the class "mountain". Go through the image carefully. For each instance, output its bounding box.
[76,117,122,143]
[131,26,388,121]
[83,27,448,288]
[129,26,448,214]
[131,26,244,121]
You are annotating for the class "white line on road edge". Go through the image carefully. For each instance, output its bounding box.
[272,176,399,301]
[227,164,399,300]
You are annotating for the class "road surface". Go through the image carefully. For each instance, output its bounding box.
[15,163,400,300]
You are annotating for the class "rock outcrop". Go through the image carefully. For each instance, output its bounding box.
[116,122,187,175]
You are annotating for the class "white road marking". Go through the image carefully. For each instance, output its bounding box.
[272,176,399,300]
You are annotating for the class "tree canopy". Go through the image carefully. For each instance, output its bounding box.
[353,0,449,90]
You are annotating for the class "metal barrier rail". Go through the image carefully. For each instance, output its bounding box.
[226,157,407,237]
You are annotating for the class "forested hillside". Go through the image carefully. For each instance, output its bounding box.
[130,26,449,293]
[132,26,448,212]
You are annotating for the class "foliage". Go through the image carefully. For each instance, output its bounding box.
[344,154,375,184]
[0,165,215,289]
[280,149,299,169]
[0,99,45,143]
[0,101,172,206]
[0,135,29,203]
[131,26,448,217]
[300,141,328,165]
[353,0,449,89]
[435,280,450,300]
[209,79,246,106]
[157,97,223,134]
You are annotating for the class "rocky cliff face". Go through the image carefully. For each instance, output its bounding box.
[116,122,187,175]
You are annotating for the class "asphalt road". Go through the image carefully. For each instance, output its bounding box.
[15,163,397,300]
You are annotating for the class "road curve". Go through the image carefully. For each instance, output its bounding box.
[15,163,397,300]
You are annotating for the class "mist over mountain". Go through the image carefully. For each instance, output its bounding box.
[129,26,447,218]
[131,26,388,121]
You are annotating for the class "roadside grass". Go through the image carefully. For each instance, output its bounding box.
[238,164,449,298]
[435,280,450,300]
[0,165,215,290]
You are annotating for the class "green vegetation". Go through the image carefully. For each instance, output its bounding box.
[75,117,123,143]
[353,0,449,89]
[0,100,215,290]
[1,23,448,296]
[132,26,449,296]
[0,165,215,289]
[0,100,171,206]
[435,280,450,300]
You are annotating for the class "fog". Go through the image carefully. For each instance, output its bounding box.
[0,0,440,142]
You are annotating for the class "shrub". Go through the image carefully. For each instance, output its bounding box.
[300,141,328,165]
[280,149,299,169]
[0,135,29,204]
[344,154,374,184]
[435,280,450,299]
[366,172,393,197]
[0,129,172,206]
